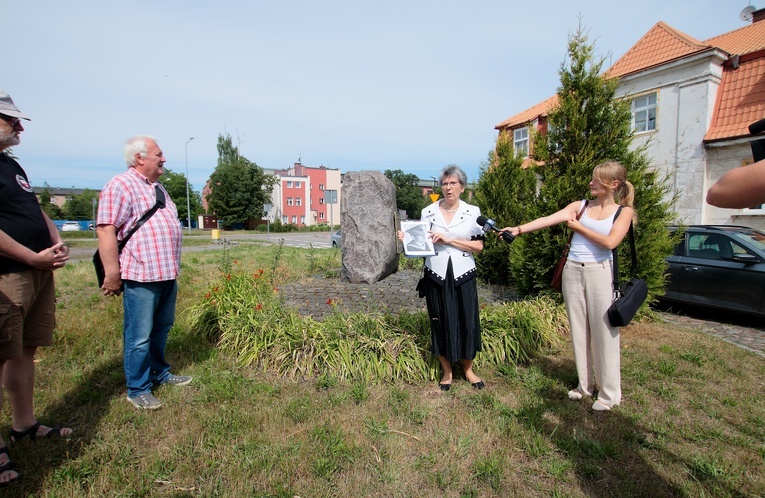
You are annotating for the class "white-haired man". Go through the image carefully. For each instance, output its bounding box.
[0,90,72,487]
[97,136,191,410]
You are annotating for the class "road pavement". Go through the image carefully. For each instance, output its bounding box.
[67,231,336,263]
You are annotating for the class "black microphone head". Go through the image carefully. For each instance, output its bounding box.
[477,216,497,233]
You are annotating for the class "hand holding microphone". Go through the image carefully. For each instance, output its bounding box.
[476,216,515,243]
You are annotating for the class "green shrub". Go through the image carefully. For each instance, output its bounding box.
[188,267,567,383]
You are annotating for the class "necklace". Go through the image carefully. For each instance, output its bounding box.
[440,201,459,213]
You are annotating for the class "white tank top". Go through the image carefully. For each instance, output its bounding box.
[568,201,619,263]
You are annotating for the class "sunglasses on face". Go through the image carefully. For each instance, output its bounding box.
[0,115,21,128]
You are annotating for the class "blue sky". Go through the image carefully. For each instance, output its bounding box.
[4,0,751,193]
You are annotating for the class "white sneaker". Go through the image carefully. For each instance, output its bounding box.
[568,389,583,400]
[592,399,611,412]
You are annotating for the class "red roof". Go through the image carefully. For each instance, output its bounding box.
[496,18,765,143]
[705,54,765,141]
[607,22,710,78]
[494,95,557,130]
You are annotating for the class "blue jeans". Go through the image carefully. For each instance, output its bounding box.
[122,280,177,398]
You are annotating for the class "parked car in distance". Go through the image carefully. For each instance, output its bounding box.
[61,221,81,232]
[663,225,765,316]
[331,229,341,248]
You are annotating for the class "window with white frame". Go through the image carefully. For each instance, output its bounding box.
[287,197,293,206]
[282,215,288,223]
[295,181,301,188]
[514,128,529,157]
[319,198,324,205]
[632,92,657,133]
[319,212,325,220]
[300,215,306,224]
[319,184,325,191]
[296,198,302,206]
[286,181,293,188]
[291,215,297,223]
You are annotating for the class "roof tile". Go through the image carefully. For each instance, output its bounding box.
[704,21,765,55]
[608,22,709,78]
[705,56,765,141]
[495,95,557,130]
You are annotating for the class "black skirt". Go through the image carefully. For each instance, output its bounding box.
[423,259,482,362]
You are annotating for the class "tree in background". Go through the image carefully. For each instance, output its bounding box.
[207,133,275,229]
[384,169,429,220]
[498,23,676,300]
[63,188,99,220]
[161,168,202,227]
[38,184,64,220]
[473,134,539,285]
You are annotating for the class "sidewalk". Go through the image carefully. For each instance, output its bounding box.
[660,312,765,358]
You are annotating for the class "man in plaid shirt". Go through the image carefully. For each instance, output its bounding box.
[96,136,192,410]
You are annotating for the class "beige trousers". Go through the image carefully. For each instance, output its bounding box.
[562,259,621,407]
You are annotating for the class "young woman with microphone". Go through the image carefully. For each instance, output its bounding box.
[499,161,634,411]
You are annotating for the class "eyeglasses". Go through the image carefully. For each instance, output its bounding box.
[440,181,461,188]
[0,115,21,128]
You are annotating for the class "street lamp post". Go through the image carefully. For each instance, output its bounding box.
[185,137,194,235]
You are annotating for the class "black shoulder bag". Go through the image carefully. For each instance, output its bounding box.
[93,185,166,288]
[607,207,648,327]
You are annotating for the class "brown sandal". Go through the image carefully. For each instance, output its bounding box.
[0,446,20,487]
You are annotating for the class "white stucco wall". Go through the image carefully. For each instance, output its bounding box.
[616,50,727,225]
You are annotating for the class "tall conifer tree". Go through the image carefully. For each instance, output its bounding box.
[505,23,677,299]
[474,134,539,285]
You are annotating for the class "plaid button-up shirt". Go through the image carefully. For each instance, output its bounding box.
[97,168,182,282]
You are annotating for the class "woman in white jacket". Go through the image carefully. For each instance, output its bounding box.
[399,165,485,391]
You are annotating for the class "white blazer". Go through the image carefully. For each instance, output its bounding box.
[420,200,484,286]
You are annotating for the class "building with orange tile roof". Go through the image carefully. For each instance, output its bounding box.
[496,8,765,228]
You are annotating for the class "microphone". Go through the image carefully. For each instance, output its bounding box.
[476,216,515,243]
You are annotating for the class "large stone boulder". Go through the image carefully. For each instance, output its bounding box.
[340,171,399,283]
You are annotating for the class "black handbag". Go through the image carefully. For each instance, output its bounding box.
[93,185,165,288]
[607,208,647,327]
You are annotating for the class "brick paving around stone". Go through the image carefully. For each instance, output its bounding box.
[280,269,516,321]
[281,268,765,358]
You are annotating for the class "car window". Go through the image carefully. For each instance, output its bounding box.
[731,241,749,256]
[687,233,753,260]
[730,229,765,252]
[687,234,731,260]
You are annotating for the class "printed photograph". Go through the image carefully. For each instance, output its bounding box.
[401,220,436,257]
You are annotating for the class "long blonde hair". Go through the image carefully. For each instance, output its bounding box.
[593,161,634,208]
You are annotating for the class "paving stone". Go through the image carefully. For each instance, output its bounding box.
[281,269,514,321]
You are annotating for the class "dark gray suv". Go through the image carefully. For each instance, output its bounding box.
[664,225,765,316]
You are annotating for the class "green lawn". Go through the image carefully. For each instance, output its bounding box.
[3,244,763,497]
